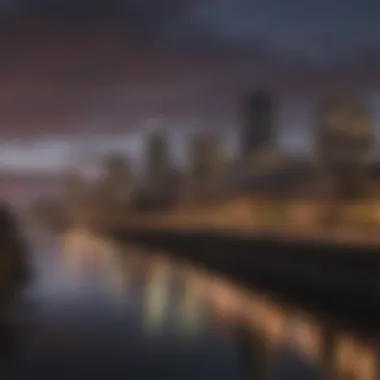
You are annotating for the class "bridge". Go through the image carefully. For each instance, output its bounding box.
[63,198,380,330]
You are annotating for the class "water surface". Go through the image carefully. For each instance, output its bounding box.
[0,229,377,379]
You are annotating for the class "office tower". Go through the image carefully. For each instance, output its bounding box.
[144,128,170,183]
[316,93,374,198]
[143,259,171,334]
[143,126,176,204]
[99,154,134,204]
[316,93,373,171]
[186,132,225,201]
[240,90,275,158]
[189,132,224,179]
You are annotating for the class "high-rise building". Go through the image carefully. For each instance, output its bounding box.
[142,125,176,205]
[316,93,374,198]
[98,154,134,204]
[186,132,225,201]
[316,93,373,172]
[240,90,275,158]
[188,132,224,179]
[144,128,170,183]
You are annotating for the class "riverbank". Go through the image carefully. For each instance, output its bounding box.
[102,220,380,249]
[82,198,380,249]
[60,193,380,245]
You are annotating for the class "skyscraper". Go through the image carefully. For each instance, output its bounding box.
[99,154,133,204]
[189,132,223,180]
[240,90,274,158]
[316,93,373,172]
[316,93,374,198]
[142,124,177,206]
[144,128,170,184]
[186,132,225,201]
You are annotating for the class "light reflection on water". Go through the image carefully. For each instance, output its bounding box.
[1,228,379,379]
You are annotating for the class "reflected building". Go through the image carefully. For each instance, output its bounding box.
[142,259,172,334]
[287,312,322,362]
[177,274,204,337]
[60,229,91,276]
[333,334,377,380]
[60,229,129,300]
[98,240,130,301]
[236,320,273,380]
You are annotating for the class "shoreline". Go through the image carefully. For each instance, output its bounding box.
[93,217,380,250]
[66,196,380,250]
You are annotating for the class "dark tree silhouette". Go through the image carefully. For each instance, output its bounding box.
[0,203,30,304]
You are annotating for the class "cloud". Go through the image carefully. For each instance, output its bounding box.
[15,0,198,46]
[164,0,380,64]
[7,0,380,66]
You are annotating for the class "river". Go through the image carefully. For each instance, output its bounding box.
[0,228,378,379]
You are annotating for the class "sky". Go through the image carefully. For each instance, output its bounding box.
[0,0,379,171]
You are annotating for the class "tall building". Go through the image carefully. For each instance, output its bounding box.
[144,128,170,183]
[98,154,134,204]
[142,126,176,204]
[240,90,275,158]
[186,132,225,201]
[316,93,373,172]
[188,132,224,180]
[316,93,374,198]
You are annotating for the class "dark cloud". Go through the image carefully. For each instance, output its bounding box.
[3,0,380,65]
[168,0,380,64]
[13,0,198,46]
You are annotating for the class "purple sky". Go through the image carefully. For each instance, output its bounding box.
[0,0,379,170]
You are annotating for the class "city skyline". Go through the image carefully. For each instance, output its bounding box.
[1,91,380,173]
